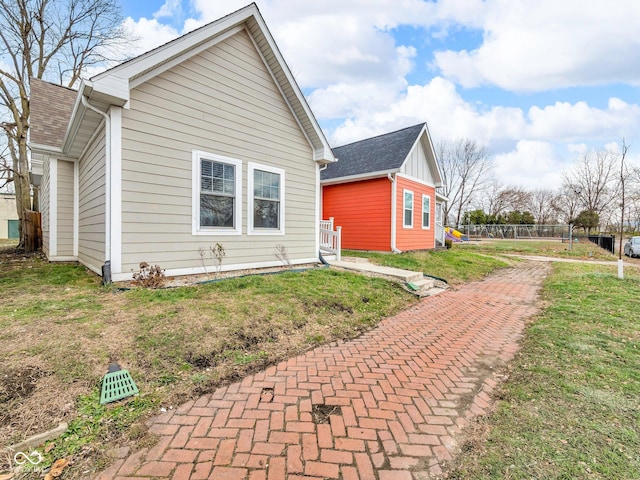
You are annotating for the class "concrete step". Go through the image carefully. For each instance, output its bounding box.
[331,259,424,283]
[407,277,435,290]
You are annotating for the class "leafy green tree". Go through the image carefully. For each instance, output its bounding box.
[574,209,600,233]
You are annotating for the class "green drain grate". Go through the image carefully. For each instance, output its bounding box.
[100,366,139,405]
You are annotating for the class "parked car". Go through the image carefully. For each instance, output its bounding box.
[624,236,640,257]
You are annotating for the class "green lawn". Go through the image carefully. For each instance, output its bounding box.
[343,248,510,285]
[449,262,640,479]
[459,238,619,260]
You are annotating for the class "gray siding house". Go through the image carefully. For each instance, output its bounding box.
[30,3,335,281]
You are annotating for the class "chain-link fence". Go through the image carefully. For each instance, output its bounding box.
[458,224,570,240]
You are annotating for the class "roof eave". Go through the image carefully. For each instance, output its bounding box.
[321,168,399,185]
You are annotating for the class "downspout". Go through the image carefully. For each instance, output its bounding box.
[81,95,112,283]
[388,173,401,253]
[317,162,331,261]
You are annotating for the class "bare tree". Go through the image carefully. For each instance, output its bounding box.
[0,0,128,250]
[437,138,493,226]
[562,150,619,221]
[527,188,559,225]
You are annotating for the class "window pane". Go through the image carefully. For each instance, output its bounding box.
[405,209,412,226]
[254,199,279,229]
[201,160,234,195]
[404,191,413,226]
[423,197,430,227]
[201,194,234,227]
[254,169,280,200]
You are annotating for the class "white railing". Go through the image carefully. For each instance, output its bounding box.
[319,218,334,232]
[319,217,342,261]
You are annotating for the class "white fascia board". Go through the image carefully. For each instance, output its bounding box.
[314,148,337,164]
[29,143,63,155]
[89,76,129,106]
[320,169,399,186]
[436,192,449,202]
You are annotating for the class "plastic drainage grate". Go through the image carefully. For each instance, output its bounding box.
[100,369,139,405]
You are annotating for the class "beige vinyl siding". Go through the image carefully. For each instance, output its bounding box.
[41,159,50,256]
[120,29,316,272]
[56,160,74,256]
[403,136,436,185]
[78,127,106,271]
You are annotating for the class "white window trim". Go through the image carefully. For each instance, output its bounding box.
[248,162,285,236]
[422,194,431,229]
[192,150,242,236]
[403,189,414,229]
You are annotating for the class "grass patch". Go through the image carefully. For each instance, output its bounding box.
[343,248,509,285]
[459,238,618,260]
[449,263,640,479]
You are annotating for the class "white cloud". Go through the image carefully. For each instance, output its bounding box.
[434,0,640,91]
[493,141,565,189]
[153,0,183,19]
[121,17,180,57]
[527,99,640,142]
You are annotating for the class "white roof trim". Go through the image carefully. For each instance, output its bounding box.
[320,168,399,186]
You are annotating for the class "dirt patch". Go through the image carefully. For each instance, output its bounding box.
[0,366,49,404]
[311,404,340,424]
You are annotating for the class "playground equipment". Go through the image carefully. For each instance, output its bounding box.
[445,227,469,242]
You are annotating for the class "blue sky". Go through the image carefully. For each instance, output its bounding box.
[117,0,640,189]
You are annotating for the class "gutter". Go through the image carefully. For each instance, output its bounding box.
[388,173,401,253]
[81,95,112,283]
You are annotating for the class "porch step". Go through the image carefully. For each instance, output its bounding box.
[331,257,449,298]
[333,257,423,283]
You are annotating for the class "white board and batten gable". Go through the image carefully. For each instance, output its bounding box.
[400,125,443,188]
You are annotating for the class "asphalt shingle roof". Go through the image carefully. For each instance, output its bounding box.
[29,78,78,148]
[321,123,426,181]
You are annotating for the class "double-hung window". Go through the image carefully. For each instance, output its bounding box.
[192,151,242,235]
[422,195,431,229]
[248,163,285,235]
[403,189,414,228]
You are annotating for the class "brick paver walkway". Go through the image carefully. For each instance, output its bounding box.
[97,262,550,480]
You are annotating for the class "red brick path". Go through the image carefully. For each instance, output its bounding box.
[97,262,549,480]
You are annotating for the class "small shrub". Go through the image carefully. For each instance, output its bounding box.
[274,244,292,269]
[212,243,226,277]
[445,238,453,249]
[132,262,166,288]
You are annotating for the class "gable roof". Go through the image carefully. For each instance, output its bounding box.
[322,123,427,181]
[29,78,77,149]
[31,3,334,164]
